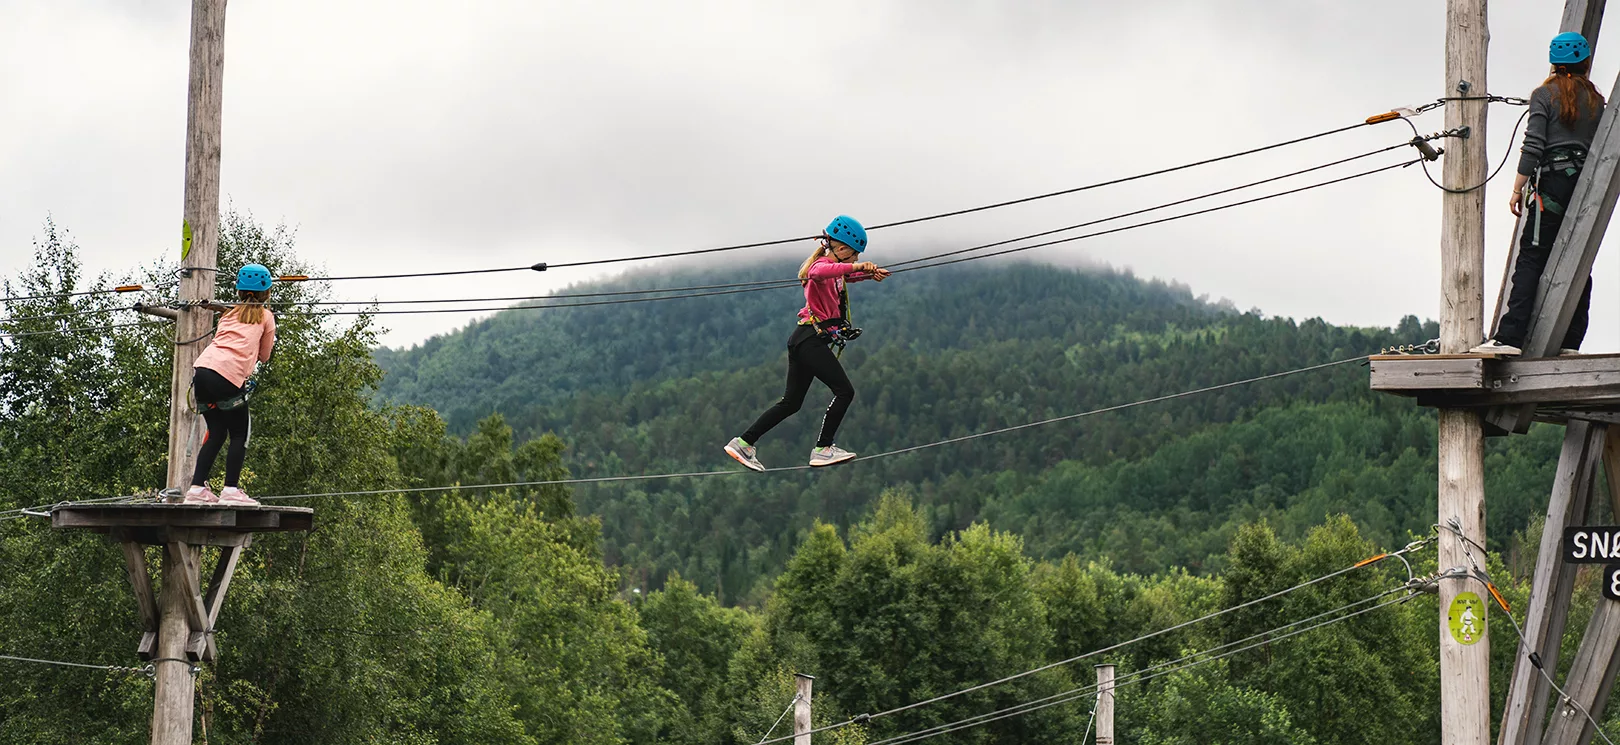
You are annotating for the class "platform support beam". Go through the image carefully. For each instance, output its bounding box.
[1500,422,1603,745]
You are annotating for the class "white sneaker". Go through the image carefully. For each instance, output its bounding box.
[218,487,259,506]
[809,445,857,468]
[1560,348,1582,356]
[183,485,218,505]
[724,437,766,473]
[1469,339,1521,356]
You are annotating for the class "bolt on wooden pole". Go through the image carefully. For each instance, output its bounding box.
[794,673,814,745]
[1095,664,1116,745]
[154,0,228,743]
[1439,1,1491,744]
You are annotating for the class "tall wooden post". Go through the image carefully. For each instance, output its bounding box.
[1440,2,1492,744]
[793,673,813,745]
[166,0,228,494]
[1095,664,1116,745]
[155,2,228,742]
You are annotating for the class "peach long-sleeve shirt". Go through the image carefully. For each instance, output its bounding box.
[194,310,276,388]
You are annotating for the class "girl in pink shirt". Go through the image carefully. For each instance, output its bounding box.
[184,264,277,506]
[725,216,889,470]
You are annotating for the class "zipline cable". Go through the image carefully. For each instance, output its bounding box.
[290,116,1401,284]
[135,154,1419,322]
[888,157,1422,277]
[0,653,150,677]
[1,352,1371,516]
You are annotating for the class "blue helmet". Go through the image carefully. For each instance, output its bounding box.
[236,263,273,292]
[1551,32,1592,65]
[824,215,867,253]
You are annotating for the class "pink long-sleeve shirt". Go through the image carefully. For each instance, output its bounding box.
[194,310,276,388]
[798,257,872,325]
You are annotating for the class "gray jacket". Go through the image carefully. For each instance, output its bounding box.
[1518,82,1604,176]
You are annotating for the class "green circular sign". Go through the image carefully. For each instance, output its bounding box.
[1448,592,1486,645]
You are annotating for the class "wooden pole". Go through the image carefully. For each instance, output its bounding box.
[154,2,227,741]
[793,673,813,745]
[1440,2,1491,744]
[1095,664,1116,745]
[151,544,198,745]
[165,0,228,494]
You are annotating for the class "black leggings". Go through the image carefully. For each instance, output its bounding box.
[1496,167,1593,350]
[191,367,250,488]
[742,326,855,448]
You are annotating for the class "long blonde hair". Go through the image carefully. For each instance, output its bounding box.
[229,289,269,325]
[798,238,832,285]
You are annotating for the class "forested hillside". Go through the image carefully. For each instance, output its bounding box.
[3,217,1607,744]
[375,259,1566,603]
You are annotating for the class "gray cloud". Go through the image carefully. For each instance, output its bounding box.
[3,0,1616,349]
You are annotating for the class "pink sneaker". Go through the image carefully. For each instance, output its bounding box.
[183,485,218,505]
[218,487,259,506]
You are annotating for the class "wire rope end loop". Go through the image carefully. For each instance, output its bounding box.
[1486,582,1512,614]
[530,262,548,272]
[1353,553,1388,569]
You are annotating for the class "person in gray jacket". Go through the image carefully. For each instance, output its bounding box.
[1474,32,1605,356]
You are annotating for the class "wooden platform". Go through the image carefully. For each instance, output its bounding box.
[52,502,313,545]
[50,501,314,663]
[1370,353,1620,425]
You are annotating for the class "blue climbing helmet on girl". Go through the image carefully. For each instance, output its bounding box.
[236,264,272,292]
[824,215,867,253]
[1551,32,1592,65]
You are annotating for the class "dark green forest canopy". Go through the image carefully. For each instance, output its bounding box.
[4,219,1606,744]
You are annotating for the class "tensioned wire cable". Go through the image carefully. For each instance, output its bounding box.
[0,653,150,676]
[289,116,1399,283]
[857,589,1421,745]
[0,137,1427,329]
[758,555,1430,745]
[0,352,1370,516]
[0,97,1514,303]
[886,157,1422,277]
[132,152,1420,322]
[177,136,1417,315]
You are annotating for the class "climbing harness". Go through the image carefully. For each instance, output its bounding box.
[800,274,861,357]
[1527,147,1587,247]
[206,378,257,413]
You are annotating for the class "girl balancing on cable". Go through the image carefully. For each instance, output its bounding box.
[725,216,890,471]
[1474,31,1606,357]
[183,264,276,506]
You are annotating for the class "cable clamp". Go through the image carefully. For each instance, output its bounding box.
[853,713,872,725]
[531,262,548,272]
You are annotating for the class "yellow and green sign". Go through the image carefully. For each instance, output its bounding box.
[1448,592,1485,645]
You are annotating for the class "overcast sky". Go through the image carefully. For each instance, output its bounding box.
[4,0,1617,351]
